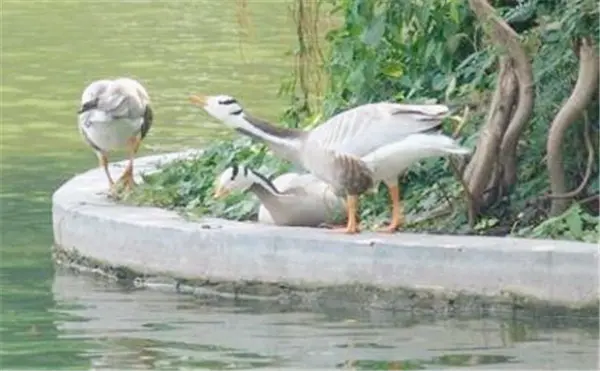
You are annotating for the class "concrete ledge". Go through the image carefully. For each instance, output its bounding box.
[52,151,599,309]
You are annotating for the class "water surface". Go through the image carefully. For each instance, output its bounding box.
[1,1,598,369]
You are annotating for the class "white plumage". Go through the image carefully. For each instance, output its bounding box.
[214,165,346,227]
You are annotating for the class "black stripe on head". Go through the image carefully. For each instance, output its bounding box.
[219,98,237,105]
[249,168,281,194]
[231,109,243,115]
[230,164,239,180]
[78,98,99,114]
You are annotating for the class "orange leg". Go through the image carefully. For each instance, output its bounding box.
[117,136,141,191]
[377,184,404,233]
[332,195,360,234]
[98,152,115,190]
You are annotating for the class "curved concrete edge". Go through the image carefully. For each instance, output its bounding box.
[52,151,600,308]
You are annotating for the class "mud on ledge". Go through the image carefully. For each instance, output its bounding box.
[52,244,599,325]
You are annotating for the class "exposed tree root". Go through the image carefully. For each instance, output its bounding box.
[546,37,599,216]
[546,113,595,200]
[463,57,517,214]
[463,0,535,222]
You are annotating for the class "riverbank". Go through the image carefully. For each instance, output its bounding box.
[52,151,599,314]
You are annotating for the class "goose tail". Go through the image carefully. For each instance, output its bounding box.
[417,134,471,156]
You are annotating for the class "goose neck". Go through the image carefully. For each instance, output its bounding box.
[247,170,281,201]
[233,113,305,162]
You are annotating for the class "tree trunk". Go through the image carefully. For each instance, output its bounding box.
[464,0,534,219]
[547,37,599,216]
[464,57,517,210]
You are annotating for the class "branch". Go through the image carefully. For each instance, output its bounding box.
[547,37,599,216]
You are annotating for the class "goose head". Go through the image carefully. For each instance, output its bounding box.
[189,94,245,129]
[213,164,255,199]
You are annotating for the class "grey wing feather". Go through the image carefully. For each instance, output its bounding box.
[101,78,150,120]
[307,102,450,156]
[78,78,152,141]
[80,79,112,104]
[78,80,112,130]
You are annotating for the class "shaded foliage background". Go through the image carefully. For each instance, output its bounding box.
[125,0,599,242]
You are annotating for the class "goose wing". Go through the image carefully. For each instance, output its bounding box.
[307,102,450,156]
[299,102,450,194]
[79,78,150,119]
[80,80,112,104]
[78,80,112,130]
[101,78,150,120]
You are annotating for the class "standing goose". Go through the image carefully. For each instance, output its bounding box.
[78,78,153,193]
[190,94,470,234]
[214,164,346,227]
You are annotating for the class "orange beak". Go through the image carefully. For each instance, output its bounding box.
[189,95,207,106]
[213,186,230,199]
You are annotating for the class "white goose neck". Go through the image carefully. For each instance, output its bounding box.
[230,113,304,155]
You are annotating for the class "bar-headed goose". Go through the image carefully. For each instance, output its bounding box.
[78,78,153,193]
[191,95,470,234]
[214,164,346,227]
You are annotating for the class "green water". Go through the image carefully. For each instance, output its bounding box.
[0,1,598,370]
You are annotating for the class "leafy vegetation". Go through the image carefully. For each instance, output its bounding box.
[125,137,289,222]
[123,0,599,242]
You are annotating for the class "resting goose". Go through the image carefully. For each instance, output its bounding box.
[191,94,470,234]
[214,164,346,227]
[78,78,153,193]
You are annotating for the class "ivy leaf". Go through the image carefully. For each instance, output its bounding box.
[431,73,447,91]
[382,63,404,78]
[565,211,583,238]
[449,3,461,24]
[361,13,386,46]
[445,75,457,101]
[347,63,366,89]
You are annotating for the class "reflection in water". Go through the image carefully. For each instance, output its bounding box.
[50,270,598,370]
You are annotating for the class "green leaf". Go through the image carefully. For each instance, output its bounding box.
[424,41,436,62]
[445,75,457,100]
[431,73,447,91]
[449,2,460,24]
[381,63,404,78]
[565,209,584,237]
[361,13,386,46]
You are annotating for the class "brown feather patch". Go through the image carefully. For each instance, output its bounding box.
[332,153,374,196]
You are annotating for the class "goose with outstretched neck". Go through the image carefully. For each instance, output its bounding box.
[192,94,470,234]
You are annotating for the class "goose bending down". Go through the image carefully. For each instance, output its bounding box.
[214,164,347,227]
[190,95,470,234]
[78,78,153,193]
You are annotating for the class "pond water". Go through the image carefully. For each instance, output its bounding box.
[1,1,598,370]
